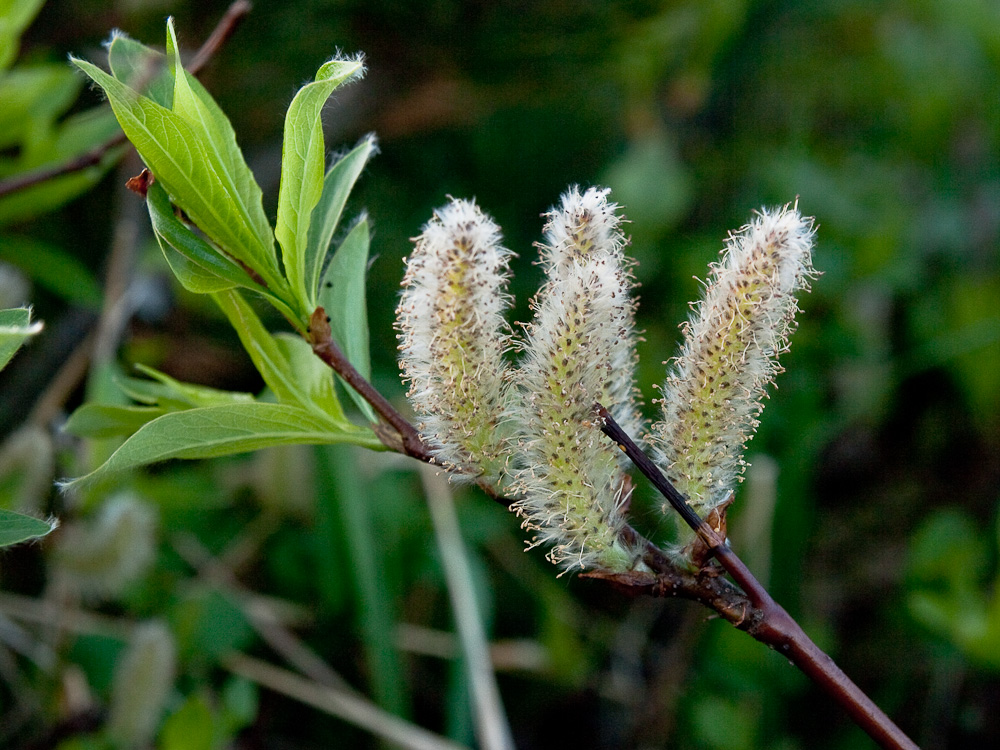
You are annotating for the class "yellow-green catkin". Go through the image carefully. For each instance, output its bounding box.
[396,198,514,487]
[512,187,644,573]
[647,205,815,540]
[106,621,176,748]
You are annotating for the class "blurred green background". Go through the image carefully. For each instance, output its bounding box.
[2,0,999,748]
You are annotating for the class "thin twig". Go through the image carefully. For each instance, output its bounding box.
[185,0,253,76]
[309,307,433,461]
[0,0,252,200]
[224,653,471,750]
[593,403,921,750]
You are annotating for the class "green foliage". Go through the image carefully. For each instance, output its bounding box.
[0,506,56,546]
[0,0,119,225]
[0,305,52,549]
[62,19,381,486]
[0,304,39,370]
[276,57,365,312]
[907,509,1000,671]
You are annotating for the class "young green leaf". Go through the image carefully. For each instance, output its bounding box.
[0,508,57,548]
[147,181,255,294]
[64,404,169,439]
[70,57,286,294]
[273,333,349,425]
[61,402,384,490]
[275,56,365,311]
[319,215,376,422]
[132,364,255,407]
[306,136,376,302]
[164,20,275,270]
[0,306,42,371]
[212,289,350,426]
[106,31,172,106]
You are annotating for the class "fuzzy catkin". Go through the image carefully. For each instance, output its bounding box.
[107,621,176,748]
[396,198,514,487]
[648,205,815,528]
[534,187,644,442]
[512,188,643,572]
[52,493,157,600]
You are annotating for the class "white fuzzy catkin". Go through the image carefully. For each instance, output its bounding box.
[648,205,815,529]
[512,187,643,572]
[396,198,514,486]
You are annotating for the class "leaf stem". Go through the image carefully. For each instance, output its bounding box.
[593,404,920,750]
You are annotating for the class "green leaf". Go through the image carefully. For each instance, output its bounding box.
[0,0,46,71]
[0,237,102,308]
[275,56,365,312]
[0,65,80,150]
[64,404,168,438]
[0,508,57,548]
[212,290,314,409]
[69,56,285,295]
[306,136,376,302]
[164,20,275,269]
[0,306,41,370]
[319,215,376,421]
[147,181,254,294]
[132,364,255,408]
[107,31,172,106]
[61,403,384,490]
[159,693,215,750]
[273,333,348,424]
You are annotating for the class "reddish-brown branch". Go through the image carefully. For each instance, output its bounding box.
[595,404,920,750]
[309,307,433,462]
[0,0,252,200]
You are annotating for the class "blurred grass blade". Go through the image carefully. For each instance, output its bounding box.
[275,56,364,310]
[421,466,514,750]
[0,237,102,308]
[316,444,408,716]
[319,215,376,421]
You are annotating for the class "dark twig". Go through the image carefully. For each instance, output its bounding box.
[594,403,920,750]
[185,0,253,76]
[309,307,433,462]
[0,0,253,200]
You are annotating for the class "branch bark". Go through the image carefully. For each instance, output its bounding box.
[594,404,920,750]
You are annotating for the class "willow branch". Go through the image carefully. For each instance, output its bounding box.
[594,404,920,750]
[0,0,252,200]
[309,307,433,461]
